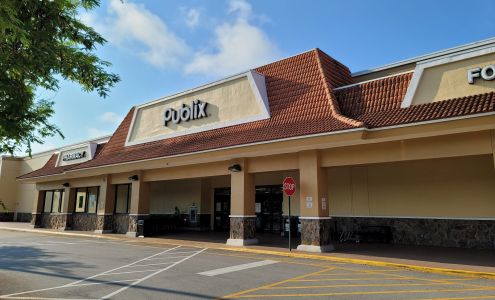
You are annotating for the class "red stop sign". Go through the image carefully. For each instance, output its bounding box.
[283,177,296,196]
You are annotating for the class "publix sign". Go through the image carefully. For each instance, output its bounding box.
[164,100,208,126]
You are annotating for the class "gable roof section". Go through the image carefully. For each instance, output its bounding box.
[19,48,495,180]
[333,72,495,128]
[20,49,360,178]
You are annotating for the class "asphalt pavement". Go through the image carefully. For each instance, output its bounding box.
[0,230,494,299]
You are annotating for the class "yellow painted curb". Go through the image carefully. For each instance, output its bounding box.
[218,247,495,280]
[2,226,494,280]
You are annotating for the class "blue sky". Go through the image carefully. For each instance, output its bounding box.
[28,0,495,154]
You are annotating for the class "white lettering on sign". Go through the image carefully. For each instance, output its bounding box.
[283,182,295,192]
[467,65,495,84]
[305,197,313,209]
[164,99,208,126]
[322,198,327,210]
[62,151,86,161]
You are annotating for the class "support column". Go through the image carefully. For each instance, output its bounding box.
[58,186,75,230]
[127,171,150,237]
[297,150,333,252]
[95,175,115,234]
[30,190,44,228]
[227,159,257,246]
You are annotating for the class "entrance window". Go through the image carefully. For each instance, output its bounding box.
[115,184,131,214]
[43,190,64,213]
[75,187,99,213]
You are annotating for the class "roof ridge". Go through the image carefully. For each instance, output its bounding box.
[313,49,366,128]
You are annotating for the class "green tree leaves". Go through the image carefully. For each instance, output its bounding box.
[0,0,120,155]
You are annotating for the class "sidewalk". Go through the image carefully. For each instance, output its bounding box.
[1,222,494,278]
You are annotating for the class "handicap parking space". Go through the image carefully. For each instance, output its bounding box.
[1,230,495,300]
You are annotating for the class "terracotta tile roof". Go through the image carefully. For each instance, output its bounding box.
[334,72,413,118]
[19,49,495,179]
[62,49,360,172]
[333,73,495,128]
[357,91,495,128]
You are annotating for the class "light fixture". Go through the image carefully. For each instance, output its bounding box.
[62,182,70,187]
[228,164,242,172]
[128,175,139,181]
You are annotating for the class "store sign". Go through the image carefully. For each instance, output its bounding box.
[164,100,208,126]
[62,151,86,161]
[467,64,495,84]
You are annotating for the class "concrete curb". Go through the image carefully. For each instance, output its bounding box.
[2,226,495,280]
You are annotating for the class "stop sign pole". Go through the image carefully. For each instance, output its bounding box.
[283,177,296,251]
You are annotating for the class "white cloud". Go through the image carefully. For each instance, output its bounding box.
[185,0,279,77]
[84,0,189,69]
[87,128,111,139]
[185,8,200,29]
[99,112,123,124]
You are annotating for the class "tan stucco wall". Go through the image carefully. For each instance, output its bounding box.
[412,52,495,105]
[149,178,202,214]
[0,152,52,214]
[129,76,264,144]
[328,155,495,218]
[0,158,21,212]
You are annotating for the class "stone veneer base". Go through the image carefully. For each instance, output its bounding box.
[296,244,335,253]
[226,238,259,246]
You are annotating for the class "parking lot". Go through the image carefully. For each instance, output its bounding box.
[0,230,494,299]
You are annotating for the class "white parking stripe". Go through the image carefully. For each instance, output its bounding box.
[0,246,181,298]
[129,262,174,268]
[99,248,207,299]
[197,260,278,277]
[102,269,165,276]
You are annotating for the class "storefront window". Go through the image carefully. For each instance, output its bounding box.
[52,190,62,213]
[75,187,99,213]
[87,187,98,213]
[115,184,131,214]
[44,191,53,212]
[43,190,64,213]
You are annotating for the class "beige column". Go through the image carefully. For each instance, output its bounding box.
[30,190,44,228]
[59,185,75,230]
[95,175,115,234]
[297,150,333,252]
[127,171,150,237]
[227,159,257,246]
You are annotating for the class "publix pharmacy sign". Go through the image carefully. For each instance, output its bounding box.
[164,100,209,127]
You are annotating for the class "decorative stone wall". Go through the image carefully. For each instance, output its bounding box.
[230,216,256,240]
[16,213,32,222]
[113,214,130,234]
[40,213,71,229]
[72,214,98,231]
[0,212,14,222]
[332,217,495,249]
[96,215,114,232]
[300,218,332,246]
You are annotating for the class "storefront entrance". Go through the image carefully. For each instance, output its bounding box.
[214,188,231,231]
[213,185,283,234]
[255,185,283,234]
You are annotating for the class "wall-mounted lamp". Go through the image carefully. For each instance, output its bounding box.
[62,182,70,187]
[228,164,242,172]
[128,174,139,181]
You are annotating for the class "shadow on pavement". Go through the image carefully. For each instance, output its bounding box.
[333,242,495,268]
